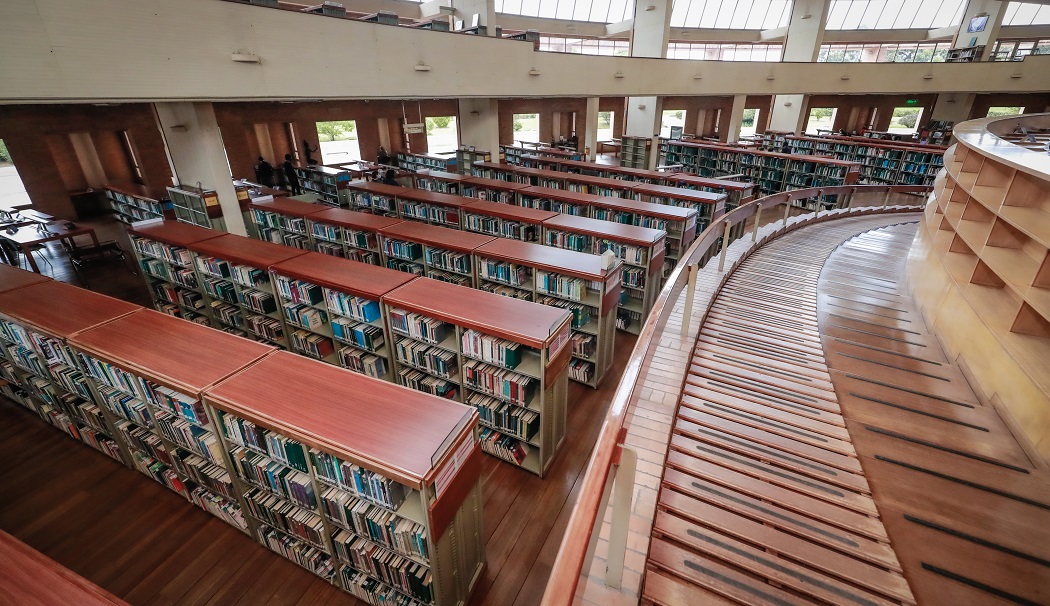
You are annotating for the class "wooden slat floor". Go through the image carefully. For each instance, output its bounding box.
[0,215,637,606]
[643,216,1050,606]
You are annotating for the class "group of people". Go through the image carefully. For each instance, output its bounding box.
[252,145,400,194]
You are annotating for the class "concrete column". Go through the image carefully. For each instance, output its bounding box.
[724,95,748,143]
[623,0,670,169]
[771,0,830,134]
[583,97,600,161]
[930,93,977,125]
[154,102,247,236]
[952,0,1007,61]
[69,132,107,188]
[458,98,500,160]
[253,124,275,164]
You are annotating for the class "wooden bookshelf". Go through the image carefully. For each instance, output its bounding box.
[588,196,698,276]
[542,214,665,334]
[562,172,635,198]
[293,165,352,206]
[203,350,484,606]
[70,309,276,533]
[462,176,531,205]
[474,238,621,388]
[414,169,473,194]
[268,252,418,381]
[184,234,309,347]
[347,182,472,228]
[0,530,130,606]
[347,181,405,218]
[470,161,547,185]
[378,221,496,288]
[305,206,404,263]
[167,184,244,231]
[630,182,727,234]
[456,148,492,174]
[619,136,650,169]
[0,278,139,458]
[519,186,598,216]
[397,151,456,173]
[462,198,557,243]
[663,173,756,211]
[104,182,170,225]
[128,220,225,325]
[382,277,571,476]
[249,197,327,250]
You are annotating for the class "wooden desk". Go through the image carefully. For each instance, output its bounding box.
[0,224,100,273]
[0,530,129,606]
[597,141,621,155]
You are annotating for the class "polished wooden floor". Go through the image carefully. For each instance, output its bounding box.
[0,216,637,606]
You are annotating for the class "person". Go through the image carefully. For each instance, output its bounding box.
[380,168,400,186]
[282,154,302,195]
[377,146,391,165]
[780,140,791,154]
[567,132,579,148]
[254,156,274,187]
[303,139,319,166]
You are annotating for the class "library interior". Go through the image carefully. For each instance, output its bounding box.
[2,0,1050,605]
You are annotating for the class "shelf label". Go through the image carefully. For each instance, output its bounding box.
[549,321,570,358]
[434,434,475,498]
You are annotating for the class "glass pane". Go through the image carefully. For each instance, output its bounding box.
[825,1,849,29]
[426,116,459,154]
[521,0,541,16]
[1011,2,1041,25]
[766,0,791,28]
[842,1,868,29]
[556,0,575,20]
[609,0,631,22]
[503,0,523,13]
[857,0,885,29]
[875,0,905,28]
[317,121,361,164]
[699,0,720,27]
[537,0,558,18]
[670,0,691,26]
[513,114,541,143]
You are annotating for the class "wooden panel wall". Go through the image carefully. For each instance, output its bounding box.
[44,134,88,193]
[92,131,134,183]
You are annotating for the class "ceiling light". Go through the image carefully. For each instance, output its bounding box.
[529,68,541,76]
[614,71,625,78]
[231,53,261,64]
[414,63,431,72]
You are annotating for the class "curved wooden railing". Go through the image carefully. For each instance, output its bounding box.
[540,184,931,606]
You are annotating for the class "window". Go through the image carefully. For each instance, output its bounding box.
[0,139,31,210]
[316,121,361,164]
[120,131,145,184]
[986,106,1025,117]
[667,42,783,61]
[597,111,615,141]
[538,35,629,55]
[739,108,758,138]
[817,42,951,62]
[669,0,794,29]
[990,38,1050,61]
[426,116,459,154]
[805,108,837,135]
[661,110,686,138]
[495,0,636,23]
[888,107,923,134]
[1002,2,1050,26]
[514,114,541,143]
[825,0,967,30]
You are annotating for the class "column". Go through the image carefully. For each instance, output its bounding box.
[583,97,600,161]
[724,95,748,144]
[625,0,672,169]
[154,102,247,236]
[69,133,107,188]
[770,0,832,134]
[952,0,1007,62]
[458,98,500,160]
[930,93,977,125]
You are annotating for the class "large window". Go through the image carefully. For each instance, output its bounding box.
[661,110,686,138]
[538,35,629,55]
[818,42,952,63]
[426,116,459,154]
[888,107,923,134]
[739,109,758,139]
[494,0,635,23]
[987,106,1025,118]
[667,42,783,61]
[669,0,793,29]
[1003,2,1050,26]
[514,114,541,143]
[0,140,30,210]
[825,0,966,30]
[597,111,615,141]
[990,38,1050,61]
[316,121,361,164]
[805,108,837,135]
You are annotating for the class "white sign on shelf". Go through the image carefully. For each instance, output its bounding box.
[404,122,425,135]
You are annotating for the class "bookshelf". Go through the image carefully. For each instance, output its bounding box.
[946,45,984,62]
[128,220,225,325]
[414,169,473,195]
[203,350,484,606]
[249,197,326,250]
[620,136,652,169]
[471,161,547,185]
[474,239,621,388]
[293,165,352,206]
[168,185,223,230]
[383,278,572,475]
[183,234,309,347]
[562,172,634,198]
[69,309,276,533]
[378,221,496,287]
[269,252,417,380]
[462,176,530,205]
[104,182,170,225]
[0,263,50,294]
[347,181,404,218]
[397,151,456,173]
[305,206,405,263]
[542,214,665,334]
[0,278,139,458]
[519,186,598,216]
[456,148,492,174]
[348,182,473,228]
[588,196,697,277]
[756,134,946,187]
[630,183,727,234]
[462,198,557,243]
[663,173,756,212]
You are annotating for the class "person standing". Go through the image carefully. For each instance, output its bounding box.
[254,156,275,187]
[283,154,302,195]
[377,146,391,165]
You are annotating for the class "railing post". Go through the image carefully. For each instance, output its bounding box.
[814,190,823,218]
[883,187,893,207]
[604,446,637,589]
[782,200,791,227]
[752,203,763,242]
[717,220,732,273]
[680,262,698,337]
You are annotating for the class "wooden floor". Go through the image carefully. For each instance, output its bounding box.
[0,215,637,606]
[642,217,1050,605]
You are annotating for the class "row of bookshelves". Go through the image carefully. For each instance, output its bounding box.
[104,183,170,225]
[126,221,576,475]
[0,264,483,606]
[293,165,353,207]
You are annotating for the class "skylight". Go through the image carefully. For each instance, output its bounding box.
[824,0,967,30]
[494,0,636,23]
[669,0,793,29]
[1003,2,1050,26]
